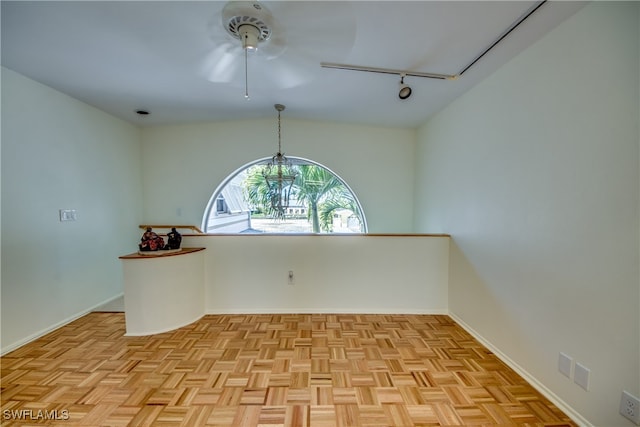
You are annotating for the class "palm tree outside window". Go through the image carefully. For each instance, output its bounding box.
[202,158,367,234]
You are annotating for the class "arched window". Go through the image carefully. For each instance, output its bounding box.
[202,157,367,234]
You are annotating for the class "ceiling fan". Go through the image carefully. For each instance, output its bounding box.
[201,1,356,98]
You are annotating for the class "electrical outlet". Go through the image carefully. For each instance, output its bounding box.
[558,352,572,378]
[620,390,640,425]
[573,362,590,391]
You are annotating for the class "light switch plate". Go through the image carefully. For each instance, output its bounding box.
[59,209,77,222]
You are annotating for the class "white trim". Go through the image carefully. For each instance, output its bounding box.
[124,315,205,337]
[205,308,449,315]
[1,293,125,356]
[449,312,592,427]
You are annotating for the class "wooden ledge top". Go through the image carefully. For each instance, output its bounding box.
[119,247,205,260]
[181,233,450,238]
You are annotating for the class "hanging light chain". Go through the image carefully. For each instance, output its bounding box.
[277,107,282,154]
[263,104,296,218]
[244,42,250,100]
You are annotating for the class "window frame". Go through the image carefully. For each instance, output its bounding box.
[201,156,368,234]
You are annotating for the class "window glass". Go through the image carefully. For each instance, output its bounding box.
[203,158,367,234]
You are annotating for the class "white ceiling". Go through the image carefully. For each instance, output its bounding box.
[1,1,586,128]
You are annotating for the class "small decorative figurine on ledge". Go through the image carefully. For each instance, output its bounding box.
[165,227,182,250]
[139,227,165,251]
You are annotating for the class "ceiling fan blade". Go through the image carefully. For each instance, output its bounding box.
[200,1,356,89]
[254,2,356,89]
[258,55,315,89]
[259,27,287,60]
[268,1,356,60]
[200,42,243,83]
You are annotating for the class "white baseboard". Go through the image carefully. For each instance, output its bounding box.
[448,312,592,427]
[93,295,125,312]
[1,293,125,356]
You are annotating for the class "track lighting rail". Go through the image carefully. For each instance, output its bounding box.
[319,62,457,80]
[458,0,546,76]
[321,0,546,83]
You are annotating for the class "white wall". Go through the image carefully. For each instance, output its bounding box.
[414,3,639,426]
[181,234,449,314]
[140,119,416,233]
[1,68,143,354]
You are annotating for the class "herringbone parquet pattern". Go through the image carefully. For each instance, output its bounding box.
[1,313,576,426]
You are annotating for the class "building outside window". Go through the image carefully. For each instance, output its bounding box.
[203,158,367,234]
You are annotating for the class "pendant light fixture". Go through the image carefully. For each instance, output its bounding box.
[262,104,297,218]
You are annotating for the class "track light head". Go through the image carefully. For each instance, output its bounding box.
[398,75,412,100]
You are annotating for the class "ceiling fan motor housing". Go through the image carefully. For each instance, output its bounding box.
[223,1,273,49]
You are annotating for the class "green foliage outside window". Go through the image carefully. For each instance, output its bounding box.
[243,163,363,233]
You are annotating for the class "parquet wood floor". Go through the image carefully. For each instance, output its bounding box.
[1,313,576,426]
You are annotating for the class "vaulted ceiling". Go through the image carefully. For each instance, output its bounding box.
[1,1,585,128]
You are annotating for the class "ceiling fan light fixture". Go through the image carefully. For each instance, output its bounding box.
[222,1,273,43]
[220,1,276,99]
[238,24,260,50]
[237,23,262,99]
[398,75,412,100]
